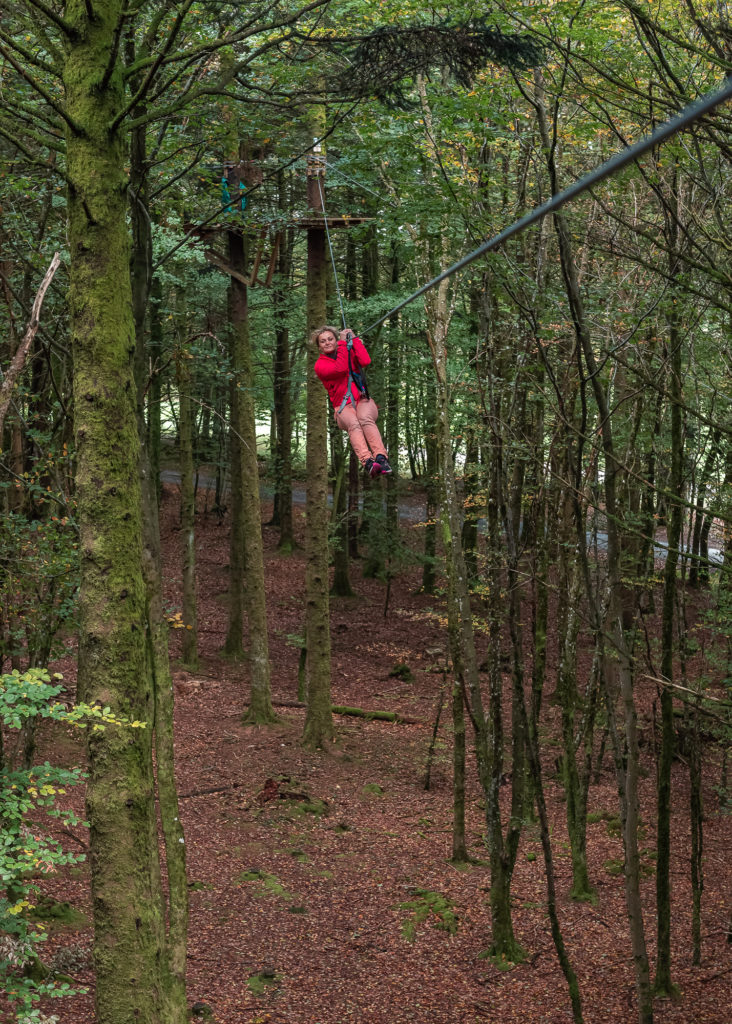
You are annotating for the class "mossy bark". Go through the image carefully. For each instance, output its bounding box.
[559,567,594,901]
[534,69,651,1021]
[421,375,438,594]
[129,99,189,1020]
[656,194,683,998]
[64,2,169,1018]
[302,140,333,749]
[177,349,199,670]
[227,232,275,723]
[148,276,163,504]
[272,196,295,552]
[451,679,468,864]
[238,304,276,723]
[223,230,246,659]
[329,423,354,597]
[360,228,385,580]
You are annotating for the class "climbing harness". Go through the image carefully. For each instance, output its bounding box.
[314,171,370,414]
[335,332,370,415]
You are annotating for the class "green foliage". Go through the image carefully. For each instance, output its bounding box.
[337,21,543,107]
[399,889,459,942]
[0,667,144,1019]
[0,449,79,668]
[236,869,297,903]
[0,669,83,1018]
[246,970,281,996]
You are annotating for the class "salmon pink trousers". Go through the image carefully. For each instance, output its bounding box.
[334,398,388,466]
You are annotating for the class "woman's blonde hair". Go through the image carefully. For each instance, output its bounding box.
[311,325,340,349]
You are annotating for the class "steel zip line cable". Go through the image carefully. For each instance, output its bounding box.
[316,173,348,329]
[361,75,732,338]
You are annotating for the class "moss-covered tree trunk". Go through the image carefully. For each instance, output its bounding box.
[427,276,524,958]
[302,143,333,749]
[360,227,385,580]
[330,421,354,597]
[228,229,275,723]
[421,374,438,594]
[656,274,683,997]
[385,255,400,539]
[272,217,295,553]
[63,2,169,1018]
[223,230,246,659]
[534,68,652,1021]
[177,347,199,670]
[689,429,721,587]
[129,103,189,1020]
[451,678,467,864]
[148,275,163,504]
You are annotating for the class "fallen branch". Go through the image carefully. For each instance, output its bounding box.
[271,699,423,724]
[0,252,61,435]
[179,780,246,800]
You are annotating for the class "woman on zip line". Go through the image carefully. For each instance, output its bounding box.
[313,325,392,478]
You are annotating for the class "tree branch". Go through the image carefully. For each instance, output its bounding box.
[111,0,196,130]
[0,44,82,135]
[23,0,78,38]
[0,119,66,165]
[0,26,60,76]
[0,252,61,436]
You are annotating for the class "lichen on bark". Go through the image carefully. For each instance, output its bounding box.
[64,2,172,1019]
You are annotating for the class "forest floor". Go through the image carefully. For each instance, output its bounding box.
[26,481,732,1024]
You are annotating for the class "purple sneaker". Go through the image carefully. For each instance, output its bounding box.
[365,458,382,478]
[375,454,392,474]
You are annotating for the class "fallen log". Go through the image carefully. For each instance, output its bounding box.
[271,699,423,725]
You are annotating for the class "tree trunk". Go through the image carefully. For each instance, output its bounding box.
[64,3,170,1016]
[273,207,295,552]
[422,374,438,594]
[330,421,354,596]
[177,348,199,670]
[656,180,684,997]
[534,68,652,1022]
[148,275,163,505]
[451,678,467,864]
[223,230,246,659]
[302,141,333,749]
[129,103,188,1018]
[360,229,385,580]
[689,429,720,587]
[230,228,276,725]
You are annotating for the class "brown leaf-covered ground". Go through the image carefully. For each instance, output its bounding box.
[28,483,732,1023]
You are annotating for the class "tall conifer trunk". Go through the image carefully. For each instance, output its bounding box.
[303,139,333,748]
[129,100,188,1018]
[534,68,652,1022]
[656,220,683,995]
[228,226,276,723]
[272,216,295,552]
[177,347,199,669]
[224,230,246,659]
[64,2,169,1017]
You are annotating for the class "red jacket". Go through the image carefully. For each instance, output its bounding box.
[314,335,371,409]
